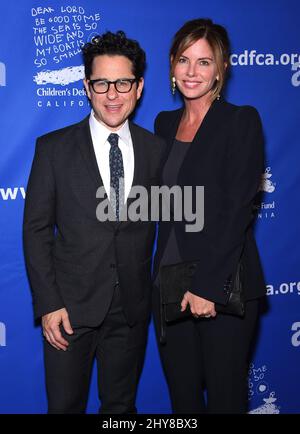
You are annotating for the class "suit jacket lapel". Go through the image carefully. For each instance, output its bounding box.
[117,122,144,228]
[128,122,143,192]
[161,108,184,165]
[177,97,226,183]
[76,116,118,229]
[76,116,104,190]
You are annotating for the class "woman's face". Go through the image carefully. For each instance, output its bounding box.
[173,38,218,101]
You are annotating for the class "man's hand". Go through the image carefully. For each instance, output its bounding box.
[181,291,217,318]
[42,308,74,351]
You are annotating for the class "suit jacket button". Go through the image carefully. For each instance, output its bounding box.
[110,263,116,269]
[226,274,232,284]
[187,263,197,276]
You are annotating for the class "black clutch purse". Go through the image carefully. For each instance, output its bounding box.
[159,260,245,343]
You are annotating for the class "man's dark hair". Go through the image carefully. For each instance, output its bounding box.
[82,31,146,80]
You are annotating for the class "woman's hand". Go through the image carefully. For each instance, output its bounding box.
[181,291,217,318]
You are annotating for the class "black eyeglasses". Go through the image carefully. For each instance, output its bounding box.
[89,78,138,94]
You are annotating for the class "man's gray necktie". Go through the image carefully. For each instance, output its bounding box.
[108,133,124,221]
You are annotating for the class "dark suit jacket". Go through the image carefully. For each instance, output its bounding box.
[153,97,266,304]
[23,116,165,327]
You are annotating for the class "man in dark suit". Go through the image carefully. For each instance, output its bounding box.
[23,31,164,414]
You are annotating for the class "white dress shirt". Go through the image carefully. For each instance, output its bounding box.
[89,111,134,202]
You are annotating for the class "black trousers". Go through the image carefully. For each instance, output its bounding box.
[44,285,148,414]
[152,285,260,414]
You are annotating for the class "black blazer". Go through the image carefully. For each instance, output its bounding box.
[153,97,266,304]
[23,116,165,327]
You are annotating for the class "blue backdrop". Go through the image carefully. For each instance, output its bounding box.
[0,0,299,414]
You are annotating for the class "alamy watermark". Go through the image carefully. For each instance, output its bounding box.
[96,183,204,233]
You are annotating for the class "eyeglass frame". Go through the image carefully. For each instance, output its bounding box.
[88,78,139,94]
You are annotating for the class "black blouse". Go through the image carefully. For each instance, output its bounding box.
[154,139,191,286]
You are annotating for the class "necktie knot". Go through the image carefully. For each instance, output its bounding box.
[107,133,119,148]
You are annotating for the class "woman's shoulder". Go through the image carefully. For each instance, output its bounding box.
[154,108,183,136]
[220,100,263,149]
[222,99,261,121]
[155,108,182,123]
[215,99,262,135]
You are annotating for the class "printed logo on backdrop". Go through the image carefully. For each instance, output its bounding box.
[255,167,276,219]
[0,322,6,347]
[291,62,300,87]
[0,187,26,201]
[0,62,6,86]
[267,280,300,297]
[248,363,280,414]
[291,322,300,347]
[31,5,101,108]
[230,50,300,86]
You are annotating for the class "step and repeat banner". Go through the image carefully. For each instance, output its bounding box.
[0,0,299,414]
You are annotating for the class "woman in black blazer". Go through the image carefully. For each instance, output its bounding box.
[152,18,266,413]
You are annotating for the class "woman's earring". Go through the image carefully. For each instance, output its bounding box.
[171,76,176,95]
[216,76,220,100]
